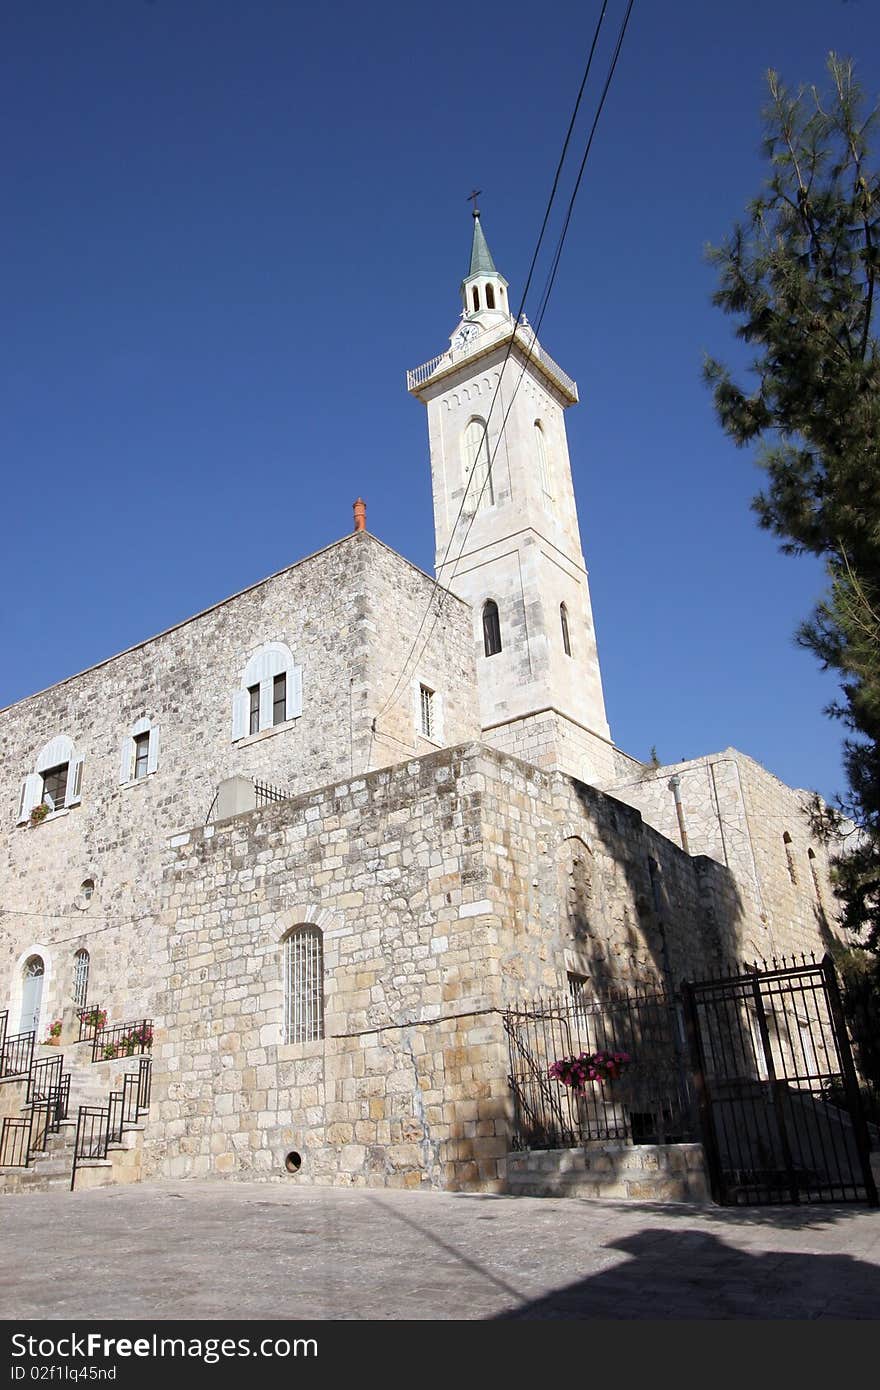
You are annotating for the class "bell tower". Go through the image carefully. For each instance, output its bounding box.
[408,209,617,785]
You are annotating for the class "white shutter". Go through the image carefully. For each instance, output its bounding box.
[232,691,248,741]
[119,735,135,785]
[65,756,84,807]
[286,665,303,720]
[17,774,42,824]
[147,724,160,774]
[259,677,272,731]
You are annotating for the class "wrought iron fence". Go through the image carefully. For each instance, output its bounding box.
[504,986,694,1150]
[28,1053,62,1106]
[682,955,878,1205]
[254,778,289,807]
[1,1030,35,1079]
[78,1005,106,1043]
[137,1057,152,1112]
[107,1073,142,1145]
[0,1116,30,1166]
[70,1106,110,1190]
[92,1019,153,1064]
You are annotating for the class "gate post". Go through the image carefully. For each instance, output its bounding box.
[821,954,879,1207]
[680,979,724,1205]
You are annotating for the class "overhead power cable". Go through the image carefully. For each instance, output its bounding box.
[374,0,636,732]
[369,0,611,728]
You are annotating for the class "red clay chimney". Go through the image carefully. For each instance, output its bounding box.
[353,498,367,533]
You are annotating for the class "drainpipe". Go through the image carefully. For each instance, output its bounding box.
[668,775,690,854]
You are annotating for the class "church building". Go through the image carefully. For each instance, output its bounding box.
[0,211,846,1195]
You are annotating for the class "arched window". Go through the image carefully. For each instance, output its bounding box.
[485,284,496,310]
[21,955,44,1034]
[119,716,160,785]
[482,600,502,657]
[462,418,493,512]
[17,735,83,824]
[782,832,798,885]
[283,926,324,1044]
[73,949,90,1008]
[564,839,593,941]
[807,848,823,903]
[472,286,480,312]
[560,603,572,657]
[232,642,303,742]
[535,421,552,496]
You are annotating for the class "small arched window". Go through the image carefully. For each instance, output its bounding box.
[560,603,572,657]
[73,949,90,1008]
[472,286,480,312]
[462,418,493,511]
[782,832,798,885]
[535,421,552,496]
[482,600,502,657]
[485,284,496,310]
[564,838,593,941]
[807,848,823,903]
[283,926,324,1044]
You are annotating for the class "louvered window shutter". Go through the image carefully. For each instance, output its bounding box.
[232,691,248,741]
[119,736,135,785]
[258,677,273,731]
[286,665,303,720]
[65,756,84,807]
[17,774,42,824]
[147,725,160,774]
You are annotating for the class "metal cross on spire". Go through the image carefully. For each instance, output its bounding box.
[467,188,482,216]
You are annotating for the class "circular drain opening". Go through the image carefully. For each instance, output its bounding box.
[284,1151,302,1174]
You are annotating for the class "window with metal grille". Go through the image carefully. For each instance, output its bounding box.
[419,684,434,739]
[248,684,260,736]
[41,763,68,811]
[133,732,150,781]
[567,972,588,1004]
[73,949,90,1008]
[273,673,287,727]
[560,602,572,657]
[283,927,324,1044]
[482,600,502,657]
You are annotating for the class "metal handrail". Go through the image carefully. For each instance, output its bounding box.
[92,1019,153,1064]
[1,1030,35,1080]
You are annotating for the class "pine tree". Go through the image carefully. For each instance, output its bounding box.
[705,55,880,1076]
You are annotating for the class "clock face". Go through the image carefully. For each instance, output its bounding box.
[452,321,480,350]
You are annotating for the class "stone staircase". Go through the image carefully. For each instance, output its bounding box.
[0,1039,150,1195]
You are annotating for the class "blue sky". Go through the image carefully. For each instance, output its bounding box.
[3,0,878,801]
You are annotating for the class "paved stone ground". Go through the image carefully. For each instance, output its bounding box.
[1,1182,879,1319]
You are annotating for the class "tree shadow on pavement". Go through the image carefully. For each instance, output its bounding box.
[492,1226,880,1319]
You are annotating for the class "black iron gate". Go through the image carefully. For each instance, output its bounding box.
[681,955,878,1207]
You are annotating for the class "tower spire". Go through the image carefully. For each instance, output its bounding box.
[460,200,509,322]
[468,209,498,278]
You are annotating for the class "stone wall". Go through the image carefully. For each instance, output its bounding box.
[0,532,479,1035]
[144,741,744,1190]
[605,749,846,963]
